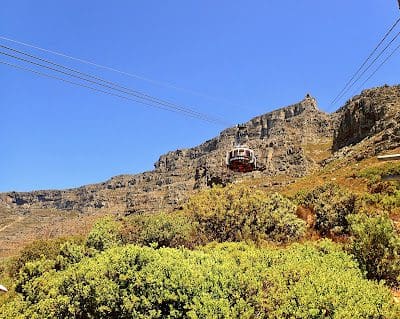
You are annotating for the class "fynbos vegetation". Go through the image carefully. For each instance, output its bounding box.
[1,180,400,318]
[1,85,400,317]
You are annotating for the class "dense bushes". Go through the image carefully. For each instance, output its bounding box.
[121,212,197,248]
[361,184,400,212]
[357,163,400,183]
[295,183,400,286]
[119,186,305,247]
[0,241,398,318]
[185,185,306,243]
[296,184,357,236]
[8,236,84,278]
[348,213,400,286]
[357,163,400,211]
[86,216,122,251]
[1,181,400,318]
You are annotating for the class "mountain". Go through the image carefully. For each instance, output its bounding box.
[0,84,399,257]
[333,84,400,157]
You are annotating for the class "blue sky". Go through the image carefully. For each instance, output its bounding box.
[1,1,399,192]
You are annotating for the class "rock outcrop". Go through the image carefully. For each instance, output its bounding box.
[1,84,399,256]
[0,95,332,216]
[333,85,400,159]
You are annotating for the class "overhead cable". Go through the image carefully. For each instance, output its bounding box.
[0,44,229,125]
[333,29,400,104]
[0,35,242,108]
[0,50,230,126]
[331,17,400,105]
[353,41,400,94]
[0,60,224,125]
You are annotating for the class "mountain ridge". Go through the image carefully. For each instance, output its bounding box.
[1,84,399,257]
[1,93,332,213]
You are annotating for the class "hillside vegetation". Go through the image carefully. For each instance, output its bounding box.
[1,85,400,318]
[1,159,400,318]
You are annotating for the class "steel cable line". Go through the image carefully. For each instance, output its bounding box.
[333,28,400,105]
[0,50,226,125]
[331,17,400,105]
[0,60,223,124]
[0,44,228,125]
[0,50,229,125]
[353,41,400,95]
[0,35,243,109]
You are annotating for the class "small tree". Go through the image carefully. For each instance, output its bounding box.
[185,185,305,243]
[86,216,121,251]
[296,184,357,236]
[121,212,197,248]
[348,213,400,286]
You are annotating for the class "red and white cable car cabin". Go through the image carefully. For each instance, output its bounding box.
[226,146,257,173]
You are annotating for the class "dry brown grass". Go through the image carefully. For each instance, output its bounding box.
[280,147,400,197]
[1,145,399,259]
[302,138,333,164]
[0,208,101,259]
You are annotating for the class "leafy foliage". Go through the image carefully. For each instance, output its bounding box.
[185,185,306,243]
[120,212,197,248]
[1,241,398,318]
[296,184,357,236]
[120,186,305,247]
[2,178,400,318]
[357,163,400,183]
[348,213,400,286]
[54,241,86,270]
[361,189,400,212]
[85,216,122,252]
[8,236,84,278]
[356,163,400,211]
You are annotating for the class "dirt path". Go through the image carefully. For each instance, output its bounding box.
[0,216,24,233]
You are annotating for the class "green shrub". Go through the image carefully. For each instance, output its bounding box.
[348,213,400,286]
[55,241,86,270]
[185,185,306,243]
[8,236,84,278]
[121,212,197,248]
[0,259,15,308]
[357,163,400,183]
[361,191,400,212]
[356,164,400,212]
[1,241,398,318]
[296,184,357,236]
[86,216,121,251]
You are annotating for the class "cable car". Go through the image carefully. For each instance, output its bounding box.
[226,146,257,172]
[226,124,257,173]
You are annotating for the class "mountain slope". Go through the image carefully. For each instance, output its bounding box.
[1,94,332,215]
[0,84,399,257]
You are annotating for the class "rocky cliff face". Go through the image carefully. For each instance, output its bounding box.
[155,94,332,183]
[1,85,399,256]
[333,85,400,159]
[1,95,332,216]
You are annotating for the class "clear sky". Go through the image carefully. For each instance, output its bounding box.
[1,1,399,192]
